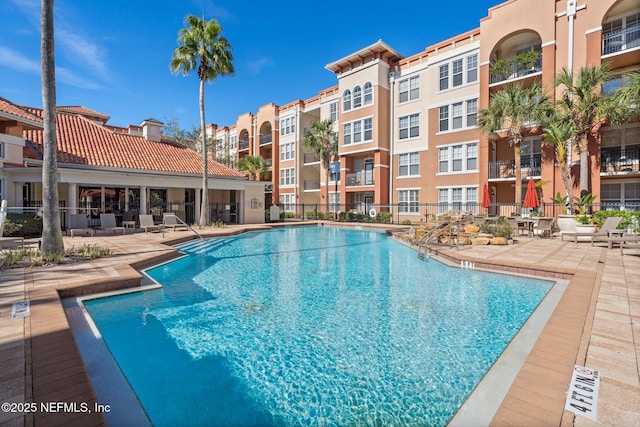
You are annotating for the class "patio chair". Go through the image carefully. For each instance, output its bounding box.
[507,216,527,237]
[69,214,95,237]
[533,217,554,239]
[99,213,125,234]
[561,216,622,244]
[139,214,161,233]
[162,212,189,231]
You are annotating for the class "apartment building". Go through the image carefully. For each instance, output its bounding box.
[220,0,639,218]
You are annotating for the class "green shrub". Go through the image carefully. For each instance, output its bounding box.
[305,210,319,220]
[401,219,412,225]
[375,211,393,224]
[592,210,639,232]
[480,221,512,238]
[3,213,43,238]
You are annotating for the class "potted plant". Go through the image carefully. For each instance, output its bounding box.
[515,50,541,75]
[490,58,511,81]
[551,192,578,235]
[573,193,598,234]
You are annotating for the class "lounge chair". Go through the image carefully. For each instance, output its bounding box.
[139,214,161,233]
[162,213,189,231]
[561,216,622,244]
[69,214,95,237]
[99,213,125,234]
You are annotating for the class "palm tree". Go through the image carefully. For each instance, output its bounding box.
[170,15,234,227]
[612,70,640,122]
[40,0,64,255]
[554,64,610,196]
[238,155,268,181]
[543,120,575,213]
[303,119,338,213]
[477,82,552,205]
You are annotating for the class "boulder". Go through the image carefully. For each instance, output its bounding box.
[471,237,491,245]
[490,237,508,245]
[464,225,480,233]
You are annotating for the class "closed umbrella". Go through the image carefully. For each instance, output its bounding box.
[523,179,540,209]
[482,184,491,209]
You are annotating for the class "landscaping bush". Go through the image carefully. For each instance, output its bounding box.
[374,211,393,224]
[305,210,319,220]
[3,213,43,238]
[593,210,640,232]
[480,221,512,238]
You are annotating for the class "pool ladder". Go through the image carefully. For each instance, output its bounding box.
[162,214,204,240]
[416,222,460,260]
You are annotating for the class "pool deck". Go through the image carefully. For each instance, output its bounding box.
[0,222,638,426]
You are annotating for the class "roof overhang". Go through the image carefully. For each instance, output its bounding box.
[325,39,403,74]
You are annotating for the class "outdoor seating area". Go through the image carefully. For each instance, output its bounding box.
[65,212,190,236]
[561,217,623,243]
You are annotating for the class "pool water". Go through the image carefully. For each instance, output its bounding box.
[84,226,553,426]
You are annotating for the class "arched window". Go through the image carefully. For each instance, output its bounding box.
[343,89,352,111]
[353,86,362,108]
[363,82,373,105]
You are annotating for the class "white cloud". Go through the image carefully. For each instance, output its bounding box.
[0,45,40,73]
[57,28,111,81]
[246,57,273,75]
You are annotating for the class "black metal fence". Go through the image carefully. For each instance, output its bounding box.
[267,202,640,225]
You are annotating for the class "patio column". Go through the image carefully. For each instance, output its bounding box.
[68,183,77,215]
[140,186,147,214]
[13,182,23,212]
[194,188,201,224]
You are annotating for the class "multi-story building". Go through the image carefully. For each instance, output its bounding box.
[219,0,639,219]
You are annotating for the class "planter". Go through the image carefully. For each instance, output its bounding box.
[575,224,596,241]
[557,214,578,235]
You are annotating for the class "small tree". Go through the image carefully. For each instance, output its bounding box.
[543,120,575,213]
[238,155,268,181]
[303,119,338,213]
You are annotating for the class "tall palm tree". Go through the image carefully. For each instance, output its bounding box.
[40,0,64,255]
[612,70,640,122]
[543,120,575,213]
[303,119,338,213]
[478,82,552,205]
[554,64,610,196]
[238,155,268,181]
[170,15,234,227]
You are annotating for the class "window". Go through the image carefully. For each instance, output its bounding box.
[398,152,420,177]
[363,83,373,105]
[280,194,295,212]
[329,192,340,213]
[452,103,463,129]
[343,118,373,145]
[399,190,419,213]
[343,123,352,145]
[280,142,295,161]
[438,142,478,173]
[439,106,449,132]
[452,59,463,87]
[353,86,362,108]
[437,187,478,213]
[467,54,478,83]
[439,64,449,91]
[330,161,340,182]
[399,76,419,103]
[466,99,478,127]
[0,142,4,158]
[364,118,372,140]
[280,117,295,136]
[279,168,295,186]
[343,89,352,111]
[438,98,478,131]
[330,102,338,121]
[399,114,419,140]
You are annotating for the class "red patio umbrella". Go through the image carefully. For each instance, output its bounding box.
[482,184,491,209]
[523,179,540,209]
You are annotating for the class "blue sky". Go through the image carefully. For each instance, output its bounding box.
[0,0,499,130]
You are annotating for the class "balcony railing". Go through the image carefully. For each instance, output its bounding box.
[489,158,541,179]
[601,147,640,173]
[239,140,249,151]
[489,53,542,84]
[304,153,320,164]
[346,171,374,187]
[304,180,320,190]
[602,23,640,55]
[260,134,272,145]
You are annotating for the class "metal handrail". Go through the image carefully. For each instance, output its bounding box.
[162,214,204,240]
[416,222,449,260]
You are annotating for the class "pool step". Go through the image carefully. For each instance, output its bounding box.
[179,238,228,254]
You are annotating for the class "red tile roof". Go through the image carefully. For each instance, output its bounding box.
[0,97,43,126]
[22,107,244,178]
[57,106,110,121]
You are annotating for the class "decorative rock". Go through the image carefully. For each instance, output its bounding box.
[464,225,480,233]
[490,237,508,245]
[477,233,494,238]
[471,237,491,245]
[459,236,472,245]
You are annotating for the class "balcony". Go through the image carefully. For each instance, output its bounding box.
[346,171,374,187]
[260,134,272,145]
[489,51,542,85]
[602,23,640,56]
[601,147,640,173]
[264,158,272,167]
[304,180,320,191]
[239,140,249,151]
[489,158,541,179]
[304,153,320,164]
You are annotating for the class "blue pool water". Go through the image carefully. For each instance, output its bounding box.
[84,226,553,426]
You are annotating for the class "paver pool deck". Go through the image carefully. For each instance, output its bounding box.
[0,222,638,426]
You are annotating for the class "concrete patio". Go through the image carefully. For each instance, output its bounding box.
[0,222,638,426]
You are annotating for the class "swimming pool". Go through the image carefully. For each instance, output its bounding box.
[83,226,553,426]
